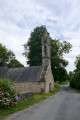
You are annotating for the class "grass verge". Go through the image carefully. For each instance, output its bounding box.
[68,86,80,93]
[0,82,66,119]
[57,81,69,85]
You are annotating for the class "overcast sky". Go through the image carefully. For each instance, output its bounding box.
[0,0,80,72]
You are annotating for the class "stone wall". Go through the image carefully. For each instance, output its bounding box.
[19,92,34,101]
[14,65,54,93]
[45,65,54,93]
[14,82,45,93]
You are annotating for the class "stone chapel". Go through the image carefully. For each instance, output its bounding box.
[0,29,54,93]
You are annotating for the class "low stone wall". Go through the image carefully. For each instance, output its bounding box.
[19,92,34,102]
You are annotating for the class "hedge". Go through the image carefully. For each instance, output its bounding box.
[0,79,19,109]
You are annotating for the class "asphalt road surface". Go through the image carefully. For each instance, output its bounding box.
[7,85,80,120]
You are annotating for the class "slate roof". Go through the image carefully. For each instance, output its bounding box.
[0,67,8,77]
[0,66,43,82]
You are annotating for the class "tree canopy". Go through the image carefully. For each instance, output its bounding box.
[70,55,80,89]
[23,26,46,66]
[23,26,72,82]
[74,55,80,72]
[8,59,24,68]
[51,39,72,82]
[0,43,24,68]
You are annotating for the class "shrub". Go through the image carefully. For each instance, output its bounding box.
[70,71,80,89]
[0,79,19,109]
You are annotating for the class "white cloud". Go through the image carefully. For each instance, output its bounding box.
[0,19,29,66]
[0,0,80,72]
[64,31,80,72]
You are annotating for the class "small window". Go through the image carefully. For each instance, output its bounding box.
[45,51,46,55]
[44,39,46,43]
[45,45,46,49]
[44,45,47,55]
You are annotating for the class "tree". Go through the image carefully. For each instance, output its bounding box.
[70,55,80,89]
[0,43,24,68]
[68,71,73,80]
[8,59,24,68]
[70,71,80,89]
[0,43,15,66]
[23,26,72,82]
[74,55,80,72]
[23,26,46,66]
[0,43,8,66]
[51,39,71,82]
[7,50,15,64]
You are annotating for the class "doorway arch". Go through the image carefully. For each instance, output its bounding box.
[49,83,52,92]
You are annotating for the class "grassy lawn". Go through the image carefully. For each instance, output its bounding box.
[56,81,69,85]
[0,82,67,119]
[68,86,80,93]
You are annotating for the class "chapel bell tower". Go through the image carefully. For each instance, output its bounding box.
[42,29,51,67]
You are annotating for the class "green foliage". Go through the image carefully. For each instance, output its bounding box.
[8,59,24,68]
[68,71,73,80]
[23,26,72,82]
[0,79,14,92]
[23,26,46,66]
[70,71,80,89]
[0,43,24,68]
[54,83,60,92]
[0,43,14,66]
[70,55,80,90]
[51,39,71,82]
[74,55,80,72]
[0,79,19,109]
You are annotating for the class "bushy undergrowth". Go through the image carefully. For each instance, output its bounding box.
[70,71,80,90]
[0,79,19,109]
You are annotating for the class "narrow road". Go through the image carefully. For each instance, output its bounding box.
[7,85,80,120]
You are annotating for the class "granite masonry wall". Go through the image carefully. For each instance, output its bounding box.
[14,82,45,93]
[19,92,34,101]
[14,65,54,93]
[45,65,54,93]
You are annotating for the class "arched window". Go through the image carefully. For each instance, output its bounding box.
[45,45,46,49]
[44,45,47,55]
[44,39,46,43]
